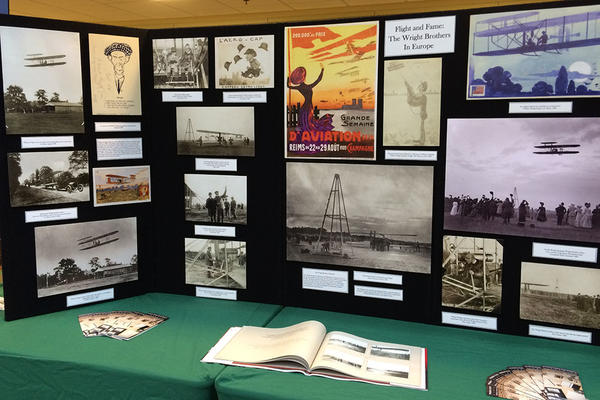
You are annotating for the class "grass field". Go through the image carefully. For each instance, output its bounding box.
[177,141,255,157]
[96,188,150,205]
[520,293,600,329]
[37,272,138,298]
[11,185,89,207]
[5,112,84,134]
[185,208,247,225]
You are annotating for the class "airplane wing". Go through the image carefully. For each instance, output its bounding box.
[197,129,244,138]
[79,238,120,250]
[473,37,600,56]
[476,11,539,25]
[24,54,66,61]
[475,12,600,37]
[78,230,119,246]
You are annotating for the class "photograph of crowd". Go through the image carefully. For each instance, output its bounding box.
[153,37,208,88]
[445,118,600,243]
[184,174,247,225]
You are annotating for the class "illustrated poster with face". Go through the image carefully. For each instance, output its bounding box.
[89,33,142,115]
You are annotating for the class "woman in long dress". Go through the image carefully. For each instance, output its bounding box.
[575,205,583,228]
[287,65,334,133]
[536,202,547,222]
[581,203,593,229]
[450,201,459,216]
[518,200,528,226]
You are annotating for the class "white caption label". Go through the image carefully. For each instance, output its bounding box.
[66,288,114,307]
[529,325,591,344]
[96,138,143,161]
[222,91,267,103]
[442,311,497,331]
[353,271,402,285]
[162,91,203,102]
[532,242,597,263]
[25,207,78,223]
[385,16,456,57]
[195,287,237,300]
[354,285,403,301]
[21,136,74,149]
[194,225,236,237]
[94,122,141,132]
[385,150,437,161]
[302,268,349,294]
[195,158,238,172]
[509,102,572,114]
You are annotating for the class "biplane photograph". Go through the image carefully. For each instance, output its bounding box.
[153,37,208,89]
[467,4,600,99]
[35,217,138,298]
[520,262,600,330]
[0,26,84,134]
[287,163,433,273]
[93,166,151,207]
[214,35,274,89]
[444,118,600,243]
[184,174,247,225]
[185,238,247,289]
[176,107,254,157]
[7,151,89,207]
[442,235,503,314]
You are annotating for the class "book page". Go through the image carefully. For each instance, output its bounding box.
[214,320,327,369]
[311,331,426,389]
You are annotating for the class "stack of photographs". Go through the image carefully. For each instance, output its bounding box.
[78,311,168,341]
[487,366,586,400]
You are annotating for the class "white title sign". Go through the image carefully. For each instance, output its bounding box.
[385,150,438,161]
[532,242,597,263]
[196,287,237,300]
[194,225,236,237]
[353,271,402,285]
[223,91,267,103]
[302,268,349,294]
[25,207,78,223]
[385,16,456,57]
[21,136,74,149]
[529,325,591,344]
[442,311,497,331]
[195,158,237,172]
[66,288,114,307]
[95,122,141,132]
[509,102,572,114]
[96,138,143,161]
[162,91,203,102]
[354,285,403,301]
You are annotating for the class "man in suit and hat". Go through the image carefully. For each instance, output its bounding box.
[104,42,133,94]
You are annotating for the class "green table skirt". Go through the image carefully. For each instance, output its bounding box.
[215,306,600,400]
[0,292,281,400]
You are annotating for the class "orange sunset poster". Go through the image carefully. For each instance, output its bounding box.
[285,21,378,159]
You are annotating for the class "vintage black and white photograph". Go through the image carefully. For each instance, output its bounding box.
[215,35,274,89]
[176,107,254,157]
[185,238,246,289]
[0,26,84,134]
[442,235,503,313]
[445,118,600,243]
[287,163,433,273]
[184,174,247,225]
[520,262,600,330]
[35,217,138,298]
[153,37,208,89]
[7,151,89,207]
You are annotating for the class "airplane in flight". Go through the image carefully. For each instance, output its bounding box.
[533,141,580,155]
[24,53,66,67]
[196,129,247,145]
[78,231,120,250]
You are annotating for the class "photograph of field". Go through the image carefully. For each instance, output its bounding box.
[35,217,138,298]
[184,174,247,225]
[185,238,246,289]
[0,26,84,134]
[93,166,151,207]
[287,162,433,273]
[7,151,89,207]
[520,262,600,329]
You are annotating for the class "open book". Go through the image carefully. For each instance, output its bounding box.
[202,320,427,390]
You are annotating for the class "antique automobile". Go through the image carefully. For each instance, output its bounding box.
[43,181,84,193]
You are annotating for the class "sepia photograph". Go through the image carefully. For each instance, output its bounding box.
[520,262,600,330]
[184,174,247,225]
[0,26,84,134]
[442,235,503,313]
[153,37,208,89]
[467,4,600,100]
[445,118,600,243]
[370,345,410,360]
[7,151,89,207]
[185,238,246,289]
[383,58,441,146]
[35,217,138,298]
[215,35,274,89]
[176,107,254,157]
[89,33,142,115]
[93,166,151,207]
[287,163,433,273]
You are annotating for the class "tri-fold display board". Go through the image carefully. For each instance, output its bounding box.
[1,0,599,347]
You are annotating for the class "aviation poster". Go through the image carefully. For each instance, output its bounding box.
[89,33,142,115]
[284,21,378,159]
[215,35,274,89]
[467,4,600,100]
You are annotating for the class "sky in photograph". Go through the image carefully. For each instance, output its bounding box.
[445,118,600,207]
[185,174,247,204]
[521,262,600,296]
[17,151,87,184]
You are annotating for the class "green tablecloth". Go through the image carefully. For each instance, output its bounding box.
[215,307,600,400]
[0,292,281,400]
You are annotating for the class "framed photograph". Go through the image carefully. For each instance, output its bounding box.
[215,35,274,89]
[35,217,138,298]
[0,26,84,134]
[467,4,600,100]
[185,238,247,289]
[287,162,433,273]
[284,21,378,159]
[445,118,600,243]
[184,174,247,225]
[383,58,441,147]
[93,166,151,207]
[89,33,142,115]
[7,151,89,207]
[176,107,254,157]
[520,261,600,330]
[152,37,209,89]
[442,235,503,313]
